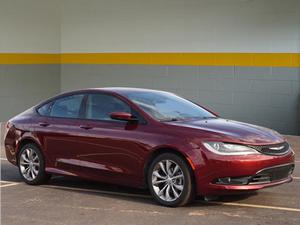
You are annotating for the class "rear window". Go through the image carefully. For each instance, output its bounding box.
[37,94,84,119]
[50,95,84,119]
[37,102,53,116]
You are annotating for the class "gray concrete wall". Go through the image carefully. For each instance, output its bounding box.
[0,65,61,122]
[61,64,300,135]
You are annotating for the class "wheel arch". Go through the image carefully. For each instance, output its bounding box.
[16,137,44,163]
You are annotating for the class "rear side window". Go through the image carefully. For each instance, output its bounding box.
[50,95,84,119]
[37,102,52,116]
[86,94,130,121]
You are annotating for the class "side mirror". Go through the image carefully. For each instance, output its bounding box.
[110,112,138,122]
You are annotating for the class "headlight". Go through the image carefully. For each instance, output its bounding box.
[203,142,259,155]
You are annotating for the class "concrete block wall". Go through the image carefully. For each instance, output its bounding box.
[1,64,297,135]
[61,64,300,135]
[0,65,61,121]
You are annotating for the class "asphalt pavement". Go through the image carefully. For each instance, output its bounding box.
[1,135,300,225]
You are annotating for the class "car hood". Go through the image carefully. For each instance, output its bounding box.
[167,118,284,145]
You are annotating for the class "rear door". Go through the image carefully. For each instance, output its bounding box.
[35,94,86,174]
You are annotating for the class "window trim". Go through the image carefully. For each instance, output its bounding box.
[36,91,147,124]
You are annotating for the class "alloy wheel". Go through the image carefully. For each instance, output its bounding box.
[19,148,40,181]
[152,159,184,202]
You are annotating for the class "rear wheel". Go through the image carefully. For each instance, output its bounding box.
[18,143,51,185]
[148,153,194,207]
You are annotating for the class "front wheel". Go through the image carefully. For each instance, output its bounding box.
[148,153,194,207]
[18,143,51,185]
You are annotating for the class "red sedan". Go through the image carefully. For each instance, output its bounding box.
[4,88,295,207]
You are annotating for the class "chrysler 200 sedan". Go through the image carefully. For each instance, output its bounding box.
[4,88,295,207]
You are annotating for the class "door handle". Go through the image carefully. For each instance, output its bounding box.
[80,125,93,130]
[39,122,50,127]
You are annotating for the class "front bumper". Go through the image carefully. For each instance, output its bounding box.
[207,176,293,194]
[195,149,295,196]
[213,163,294,185]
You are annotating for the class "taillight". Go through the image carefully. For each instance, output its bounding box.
[5,121,10,132]
[4,121,12,137]
[1,122,7,147]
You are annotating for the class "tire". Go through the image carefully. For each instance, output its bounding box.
[147,153,194,207]
[18,143,51,185]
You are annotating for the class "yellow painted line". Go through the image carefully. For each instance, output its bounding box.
[208,201,300,212]
[0,53,60,64]
[0,53,299,67]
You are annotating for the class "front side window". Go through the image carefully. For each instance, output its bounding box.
[50,94,84,119]
[123,91,216,121]
[86,94,131,121]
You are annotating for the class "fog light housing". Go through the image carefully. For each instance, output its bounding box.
[214,176,250,185]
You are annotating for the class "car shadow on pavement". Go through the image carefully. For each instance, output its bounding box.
[45,176,257,207]
[1,160,257,207]
[43,176,159,205]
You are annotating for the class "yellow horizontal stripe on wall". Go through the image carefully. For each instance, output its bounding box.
[0,53,299,67]
[61,53,300,67]
[0,53,60,64]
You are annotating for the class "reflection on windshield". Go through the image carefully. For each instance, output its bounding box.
[123,91,216,122]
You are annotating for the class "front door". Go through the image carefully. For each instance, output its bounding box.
[74,93,148,187]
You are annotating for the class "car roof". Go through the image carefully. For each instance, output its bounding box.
[72,87,168,95]
[36,87,171,109]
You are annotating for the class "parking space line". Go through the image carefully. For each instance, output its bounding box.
[293,177,300,180]
[0,181,20,188]
[0,180,20,184]
[207,201,300,212]
[0,158,7,161]
[0,180,13,183]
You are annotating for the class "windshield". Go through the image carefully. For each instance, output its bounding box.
[123,91,216,121]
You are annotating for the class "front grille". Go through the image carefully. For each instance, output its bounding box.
[249,163,294,184]
[249,142,290,156]
[213,163,294,185]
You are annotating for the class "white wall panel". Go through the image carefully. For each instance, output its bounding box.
[0,0,60,53]
[61,0,300,53]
